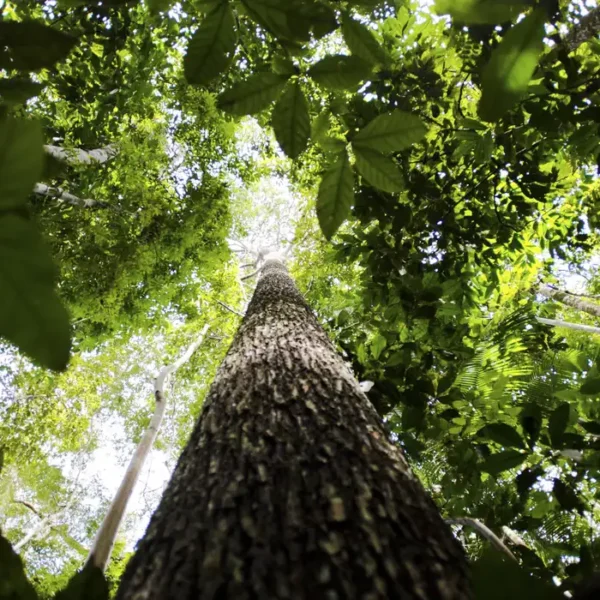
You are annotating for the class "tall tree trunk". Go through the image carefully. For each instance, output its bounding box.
[116,259,471,600]
[538,285,600,318]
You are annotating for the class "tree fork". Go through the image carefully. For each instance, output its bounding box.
[116,259,471,600]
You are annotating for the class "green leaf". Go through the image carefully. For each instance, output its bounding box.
[478,8,546,122]
[353,145,404,193]
[478,423,526,449]
[272,55,296,76]
[472,549,563,600]
[0,21,77,71]
[0,118,44,211]
[580,376,600,395]
[549,403,570,447]
[184,3,236,85]
[242,0,308,42]
[272,80,310,159]
[371,333,387,359]
[0,78,44,105]
[435,0,527,24]
[316,150,354,240]
[341,13,388,65]
[0,534,38,600]
[581,420,600,435]
[353,110,428,153]
[308,55,372,90]
[481,450,526,475]
[553,478,586,514]
[54,562,109,600]
[0,215,71,371]
[148,0,174,13]
[217,73,289,115]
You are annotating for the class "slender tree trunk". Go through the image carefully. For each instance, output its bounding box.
[538,285,600,318]
[88,324,210,571]
[536,317,600,335]
[116,259,470,600]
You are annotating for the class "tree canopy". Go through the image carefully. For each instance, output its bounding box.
[1,0,600,598]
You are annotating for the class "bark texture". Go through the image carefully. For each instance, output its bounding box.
[538,285,600,319]
[116,260,470,600]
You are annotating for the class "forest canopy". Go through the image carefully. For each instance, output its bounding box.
[1,0,600,598]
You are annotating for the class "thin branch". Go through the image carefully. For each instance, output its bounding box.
[87,324,210,571]
[446,517,517,561]
[216,300,244,318]
[13,499,41,517]
[536,317,600,335]
[241,270,258,281]
[44,144,118,166]
[33,183,108,208]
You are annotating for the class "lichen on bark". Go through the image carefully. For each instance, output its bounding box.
[116,259,471,600]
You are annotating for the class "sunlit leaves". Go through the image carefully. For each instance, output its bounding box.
[308,55,372,90]
[317,150,354,240]
[184,2,236,85]
[478,8,547,122]
[353,110,428,152]
[0,215,71,371]
[0,119,44,210]
[217,73,289,115]
[0,21,77,71]
[341,13,388,65]
[353,146,404,193]
[435,0,527,24]
[272,80,310,159]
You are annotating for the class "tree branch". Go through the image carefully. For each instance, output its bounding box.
[44,144,118,166]
[33,183,108,208]
[536,316,600,335]
[216,300,244,318]
[87,324,210,571]
[446,517,517,561]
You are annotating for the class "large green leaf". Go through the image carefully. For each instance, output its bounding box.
[217,73,289,115]
[272,80,310,159]
[0,118,44,211]
[0,21,77,71]
[317,150,354,240]
[353,145,404,193]
[341,13,388,65]
[580,376,600,395]
[553,478,586,513]
[184,2,236,85]
[548,403,570,447]
[472,549,563,600]
[0,534,38,600]
[353,110,428,153]
[435,0,527,24]
[54,562,108,600]
[0,78,44,105]
[478,8,546,122]
[0,215,71,371]
[242,0,309,42]
[481,450,526,475]
[478,423,526,449]
[308,55,372,90]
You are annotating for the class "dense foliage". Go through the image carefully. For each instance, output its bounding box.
[1,0,600,598]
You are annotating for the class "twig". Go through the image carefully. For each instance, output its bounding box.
[13,499,41,517]
[241,270,258,281]
[216,300,244,318]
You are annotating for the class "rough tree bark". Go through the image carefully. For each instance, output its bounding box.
[538,285,600,319]
[116,259,471,600]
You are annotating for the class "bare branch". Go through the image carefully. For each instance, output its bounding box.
[13,499,41,517]
[87,324,210,571]
[446,517,517,561]
[537,317,600,335]
[241,270,258,281]
[216,300,244,318]
[44,144,119,166]
[33,183,108,208]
